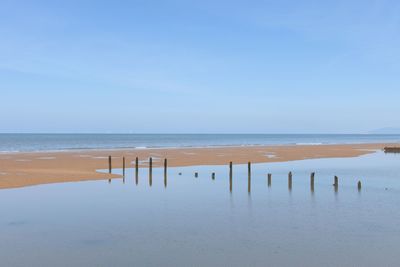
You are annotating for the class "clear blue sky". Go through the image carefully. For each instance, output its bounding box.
[1,0,399,133]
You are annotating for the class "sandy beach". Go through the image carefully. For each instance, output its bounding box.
[0,143,396,189]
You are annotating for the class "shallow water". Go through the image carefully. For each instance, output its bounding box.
[0,152,399,266]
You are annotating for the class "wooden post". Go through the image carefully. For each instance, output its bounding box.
[135,157,139,185]
[149,157,152,186]
[229,162,233,192]
[310,172,315,191]
[164,158,167,188]
[122,157,126,177]
[334,176,338,192]
[212,173,215,180]
[267,173,272,187]
[358,181,362,191]
[108,156,112,174]
[248,162,251,193]
[288,172,292,190]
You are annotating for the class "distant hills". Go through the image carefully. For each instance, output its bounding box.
[369,127,400,134]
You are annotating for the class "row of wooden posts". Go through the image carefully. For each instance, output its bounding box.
[108,156,362,191]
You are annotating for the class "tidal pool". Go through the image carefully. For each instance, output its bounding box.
[0,152,399,266]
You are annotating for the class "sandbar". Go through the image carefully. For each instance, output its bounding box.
[0,143,396,189]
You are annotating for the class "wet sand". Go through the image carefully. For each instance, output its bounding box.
[0,143,396,189]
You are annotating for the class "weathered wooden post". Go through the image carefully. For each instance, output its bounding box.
[267,173,272,187]
[212,172,215,180]
[248,162,251,193]
[122,157,126,177]
[334,176,338,192]
[229,162,233,192]
[135,157,139,185]
[288,172,292,190]
[149,157,153,186]
[310,172,315,191]
[164,158,167,188]
[108,156,112,174]
[358,180,362,191]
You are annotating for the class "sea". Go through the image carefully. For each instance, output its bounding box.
[1,152,400,266]
[1,133,400,266]
[0,133,399,152]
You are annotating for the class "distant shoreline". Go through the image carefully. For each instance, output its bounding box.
[0,140,391,154]
[0,142,398,190]
[1,133,400,153]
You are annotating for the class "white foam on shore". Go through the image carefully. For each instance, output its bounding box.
[296,143,323,145]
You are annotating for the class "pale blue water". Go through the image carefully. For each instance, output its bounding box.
[0,152,399,266]
[0,133,399,152]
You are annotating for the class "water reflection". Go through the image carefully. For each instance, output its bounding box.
[1,152,400,267]
[229,175,232,193]
[104,164,369,195]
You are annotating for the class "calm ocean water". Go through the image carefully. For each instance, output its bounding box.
[1,152,400,266]
[0,134,399,152]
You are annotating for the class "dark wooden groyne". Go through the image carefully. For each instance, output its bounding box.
[106,157,364,192]
[384,147,400,153]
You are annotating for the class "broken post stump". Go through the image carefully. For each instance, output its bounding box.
[267,173,272,187]
[310,172,315,192]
